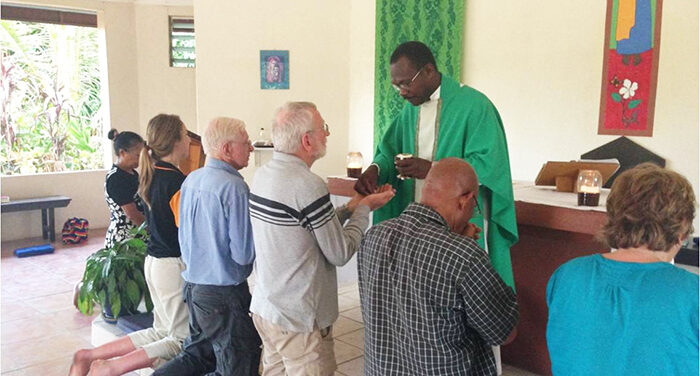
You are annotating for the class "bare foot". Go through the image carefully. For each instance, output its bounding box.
[69,349,93,376]
[87,359,116,376]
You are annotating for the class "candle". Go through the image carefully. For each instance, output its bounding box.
[576,170,603,206]
[346,152,363,178]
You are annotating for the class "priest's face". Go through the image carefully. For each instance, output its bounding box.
[390,56,435,106]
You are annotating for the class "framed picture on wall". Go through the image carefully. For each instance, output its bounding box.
[260,50,289,90]
[598,0,662,137]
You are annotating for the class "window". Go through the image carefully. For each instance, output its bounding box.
[170,17,195,68]
[0,5,106,175]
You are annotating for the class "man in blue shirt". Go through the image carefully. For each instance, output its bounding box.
[154,117,260,375]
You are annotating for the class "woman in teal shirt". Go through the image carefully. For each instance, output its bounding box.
[547,163,698,375]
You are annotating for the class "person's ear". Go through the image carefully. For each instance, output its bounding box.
[461,191,477,211]
[424,63,437,76]
[222,141,235,156]
[301,133,313,152]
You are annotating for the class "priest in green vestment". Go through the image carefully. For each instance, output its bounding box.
[356,41,518,288]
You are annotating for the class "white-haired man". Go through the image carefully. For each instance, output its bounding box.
[155,117,261,375]
[249,102,395,375]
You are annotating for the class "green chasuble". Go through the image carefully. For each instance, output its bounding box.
[372,75,519,288]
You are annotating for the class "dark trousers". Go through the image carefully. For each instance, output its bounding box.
[153,281,262,376]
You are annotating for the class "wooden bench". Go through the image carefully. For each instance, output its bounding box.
[1,196,71,242]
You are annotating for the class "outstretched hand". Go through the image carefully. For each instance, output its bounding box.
[358,184,396,211]
[354,165,379,195]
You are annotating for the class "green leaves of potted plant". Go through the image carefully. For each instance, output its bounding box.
[77,224,153,322]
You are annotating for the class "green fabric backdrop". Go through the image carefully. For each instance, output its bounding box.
[373,0,465,145]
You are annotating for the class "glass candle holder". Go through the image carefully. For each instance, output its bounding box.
[576,169,602,206]
[346,152,363,178]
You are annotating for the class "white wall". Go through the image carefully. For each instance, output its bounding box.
[193,0,351,182]
[347,0,377,169]
[1,0,196,241]
[134,4,197,132]
[462,0,699,232]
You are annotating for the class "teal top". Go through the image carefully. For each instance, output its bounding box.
[546,254,699,375]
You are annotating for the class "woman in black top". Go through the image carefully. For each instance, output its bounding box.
[104,129,145,248]
[70,115,191,375]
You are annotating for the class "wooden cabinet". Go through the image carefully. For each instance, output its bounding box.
[180,130,206,175]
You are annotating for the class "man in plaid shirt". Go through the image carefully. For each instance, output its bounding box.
[358,158,518,375]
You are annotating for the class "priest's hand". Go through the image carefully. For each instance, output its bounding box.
[395,157,432,179]
[462,223,482,240]
[354,165,379,195]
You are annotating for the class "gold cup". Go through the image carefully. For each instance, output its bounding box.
[395,153,413,180]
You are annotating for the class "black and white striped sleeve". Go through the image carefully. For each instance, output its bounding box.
[307,194,369,267]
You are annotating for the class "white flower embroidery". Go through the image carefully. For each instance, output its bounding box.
[619,79,638,99]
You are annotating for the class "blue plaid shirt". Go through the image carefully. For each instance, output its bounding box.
[358,203,518,376]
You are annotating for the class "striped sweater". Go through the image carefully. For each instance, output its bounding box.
[249,152,370,332]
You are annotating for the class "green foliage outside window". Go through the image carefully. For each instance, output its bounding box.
[0,20,105,175]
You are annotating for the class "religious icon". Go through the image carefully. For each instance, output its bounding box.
[598,0,662,137]
[260,50,289,89]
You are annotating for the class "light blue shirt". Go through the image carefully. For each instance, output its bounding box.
[547,254,699,375]
[179,157,255,285]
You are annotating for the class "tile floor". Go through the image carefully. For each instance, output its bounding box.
[1,229,538,376]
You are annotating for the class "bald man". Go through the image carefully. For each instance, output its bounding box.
[357,158,518,376]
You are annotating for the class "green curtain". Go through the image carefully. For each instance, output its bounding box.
[373,0,465,145]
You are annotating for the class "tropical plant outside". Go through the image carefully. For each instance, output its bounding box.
[0,20,106,175]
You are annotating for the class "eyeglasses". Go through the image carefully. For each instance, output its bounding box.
[235,139,253,148]
[473,196,482,215]
[392,66,425,92]
[308,123,330,134]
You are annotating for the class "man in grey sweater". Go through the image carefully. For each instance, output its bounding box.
[249,101,394,376]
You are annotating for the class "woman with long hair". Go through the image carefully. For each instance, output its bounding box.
[70,114,191,375]
[547,163,698,375]
[104,129,145,248]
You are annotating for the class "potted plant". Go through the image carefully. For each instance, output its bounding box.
[76,224,153,322]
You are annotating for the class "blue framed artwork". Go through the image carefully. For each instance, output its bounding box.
[260,50,289,89]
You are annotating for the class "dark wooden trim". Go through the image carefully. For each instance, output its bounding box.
[514,201,608,236]
[1,5,96,28]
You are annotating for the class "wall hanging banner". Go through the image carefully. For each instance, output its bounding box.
[373,0,464,145]
[598,0,662,137]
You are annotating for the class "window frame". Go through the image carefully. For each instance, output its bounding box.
[169,16,195,68]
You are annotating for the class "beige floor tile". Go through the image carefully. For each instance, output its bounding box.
[337,356,364,376]
[0,315,61,345]
[338,287,360,302]
[338,294,360,313]
[333,315,364,337]
[333,339,363,365]
[50,307,97,331]
[1,332,90,372]
[339,307,363,323]
[23,291,75,314]
[336,328,364,350]
[1,355,72,376]
[0,300,40,322]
